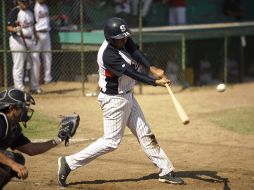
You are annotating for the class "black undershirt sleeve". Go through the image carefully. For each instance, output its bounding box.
[123,64,156,86]
[10,133,31,150]
[125,37,151,69]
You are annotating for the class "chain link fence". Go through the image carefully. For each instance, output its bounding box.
[1,1,254,95]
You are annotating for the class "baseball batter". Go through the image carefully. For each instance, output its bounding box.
[33,0,52,84]
[7,0,41,93]
[58,17,184,187]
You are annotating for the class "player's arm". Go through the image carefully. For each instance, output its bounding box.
[125,37,166,79]
[105,59,169,87]
[0,151,28,179]
[123,64,170,87]
[16,140,58,156]
[11,132,60,156]
[6,7,20,33]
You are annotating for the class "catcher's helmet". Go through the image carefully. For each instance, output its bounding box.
[0,88,35,125]
[104,17,131,40]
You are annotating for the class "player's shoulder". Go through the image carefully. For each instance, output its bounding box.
[7,6,20,17]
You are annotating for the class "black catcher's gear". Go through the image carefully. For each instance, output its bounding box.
[0,88,35,127]
[104,17,131,40]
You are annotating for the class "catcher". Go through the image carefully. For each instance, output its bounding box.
[0,88,79,188]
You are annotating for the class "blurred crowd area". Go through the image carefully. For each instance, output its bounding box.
[4,0,254,31]
[1,0,254,89]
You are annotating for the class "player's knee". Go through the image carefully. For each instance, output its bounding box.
[1,151,25,180]
[103,138,121,151]
[0,160,14,188]
[140,134,159,149]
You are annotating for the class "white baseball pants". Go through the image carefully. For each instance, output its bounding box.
[36,32,52,83]
[66,92,175,176]
[9,36,40,91]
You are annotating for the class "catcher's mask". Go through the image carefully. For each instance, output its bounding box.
[0,88,35,127]
[104,17,131,40]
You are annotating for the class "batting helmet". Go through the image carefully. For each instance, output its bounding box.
[104,17,131,40]
[0,88,35,125]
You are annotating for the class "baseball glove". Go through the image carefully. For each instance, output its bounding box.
[58,113,80,146]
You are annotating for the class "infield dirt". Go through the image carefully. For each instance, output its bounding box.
[5,82,254,190]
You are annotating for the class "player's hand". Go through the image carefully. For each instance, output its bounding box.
[13,26,21,34]
[150,66,166,79]
[11,162,28,180]
[155,77,171,87]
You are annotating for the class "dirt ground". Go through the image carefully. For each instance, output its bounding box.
[5,82,254,190]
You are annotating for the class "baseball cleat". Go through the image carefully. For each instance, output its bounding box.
[159,171,184,185]
[57,157,71,187]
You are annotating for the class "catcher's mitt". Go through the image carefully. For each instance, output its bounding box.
[58,113,80,146]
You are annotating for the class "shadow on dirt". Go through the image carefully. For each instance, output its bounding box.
[177,170,230,190]
[42,88,81,95]
[69,170,230,190]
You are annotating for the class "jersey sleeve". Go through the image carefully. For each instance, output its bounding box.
[103,48,127,77]
[125,37,151,69]
[10,132,31,150]
[123,64,156,86]
[7,7,19,27]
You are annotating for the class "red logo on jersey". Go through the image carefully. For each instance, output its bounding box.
[105,69,113,77]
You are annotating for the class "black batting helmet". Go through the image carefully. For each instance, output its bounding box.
[104,17,131,40]
[0,88,35,126]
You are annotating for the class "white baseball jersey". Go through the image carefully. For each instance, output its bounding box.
[65,38,175,177]
[34,2,50,32]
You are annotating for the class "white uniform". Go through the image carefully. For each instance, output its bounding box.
[7,6,40,91]
[65,40,175,177]
[34,1,52,83]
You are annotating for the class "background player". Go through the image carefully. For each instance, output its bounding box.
[7,0,42,94]
[57,17,184,187]
[0,88,65,188]
[33,0,53,84]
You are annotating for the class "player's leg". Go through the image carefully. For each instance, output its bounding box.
[9,36,26,91]
[28,40,41,93]
[41,32,52,83]
[58,93,132,186]
[127,97,184,184]
[0,150,25,188]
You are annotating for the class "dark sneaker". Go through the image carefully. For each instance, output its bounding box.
[58,157,71,187]
[159,171,184,185]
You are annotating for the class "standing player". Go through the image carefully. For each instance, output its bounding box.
[7,0,42,94]
[57,17,184,187]
[33,0,53,84]
[0,88,68,188]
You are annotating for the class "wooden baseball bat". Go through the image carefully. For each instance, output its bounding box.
[165,84,190,125]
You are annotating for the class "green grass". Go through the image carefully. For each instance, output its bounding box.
[208,107,254,135]
[22,111,59,139]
